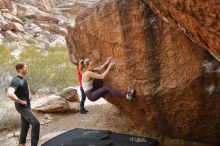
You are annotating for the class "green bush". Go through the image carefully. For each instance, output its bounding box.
[26,38,37,45]
[2,36,14,43]
[0,102,20,131]
[0,44,78,94]
[0,45,15,89]
[0,44,13,65]
[18,45,78,92]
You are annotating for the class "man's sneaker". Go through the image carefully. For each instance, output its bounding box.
[126,89,136,101]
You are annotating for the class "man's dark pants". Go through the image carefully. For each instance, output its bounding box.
[16,107,40,146]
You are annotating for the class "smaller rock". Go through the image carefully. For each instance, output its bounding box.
[13,22,25,32]
[14,131,20,137]
[67,101,79,113]
[40,120,46,125]
[6,133,14,139]
[11,2,18,16]
[56,87,79,102]
[40,119,51,125]
[5,30,19,40]
[43,114,53,120]
[2,13,23,23]
[1,9,10,13]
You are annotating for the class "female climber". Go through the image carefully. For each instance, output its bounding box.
[81,58,136,102]
[77,57,112,113]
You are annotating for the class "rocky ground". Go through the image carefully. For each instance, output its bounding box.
[0,100,214,146]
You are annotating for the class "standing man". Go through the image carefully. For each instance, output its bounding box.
[7,63,40,146]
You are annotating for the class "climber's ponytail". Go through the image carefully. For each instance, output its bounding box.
[78,58,90,71]
[83,58,90,67]
[78,59,84,71]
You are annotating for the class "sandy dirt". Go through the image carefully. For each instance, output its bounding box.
[0,101,214,146]
[0,102,145,146]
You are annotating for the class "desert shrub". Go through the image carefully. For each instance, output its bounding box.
[0,45,15,92]
[17,15,27,22]
[0,44,13,65]
[26,38,37,45]
[2,36,14,44]
[0,102,20,131]
[0,44,78,97]
[17,45,78,92]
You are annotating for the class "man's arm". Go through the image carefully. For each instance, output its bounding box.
[93,57,111,71]
[7,87,27,105]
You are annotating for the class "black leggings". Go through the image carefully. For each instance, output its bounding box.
[80,87,86,108]
[85,84,126,101]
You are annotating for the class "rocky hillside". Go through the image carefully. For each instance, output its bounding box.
[66,0,220,145]
[13,0,98,18]
[0,0,98,51]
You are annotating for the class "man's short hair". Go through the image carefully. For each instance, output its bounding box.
[15,63,25,72]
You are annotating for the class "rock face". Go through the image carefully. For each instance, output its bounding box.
[66,0,220,145]
[0,0,98,51]
[0,1,75,52]
[142,0,220,62]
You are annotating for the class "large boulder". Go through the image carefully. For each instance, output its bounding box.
[32,95,79,113]
[66,0,220,145]
[142,0,220,62]
[32,87,80,113]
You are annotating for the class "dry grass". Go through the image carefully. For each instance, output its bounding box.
[0,101,20,131]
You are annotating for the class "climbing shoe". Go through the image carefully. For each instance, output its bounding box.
[126,89,136,101]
